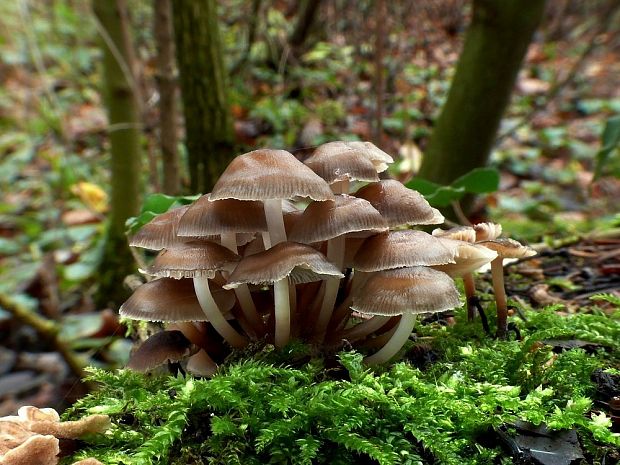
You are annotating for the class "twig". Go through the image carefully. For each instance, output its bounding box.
[0,293,96,391]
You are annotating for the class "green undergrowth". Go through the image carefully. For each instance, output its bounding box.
[64,301,620,465]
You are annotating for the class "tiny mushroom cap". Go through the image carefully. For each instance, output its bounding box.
[129,205,193,250]
[431,240,498,277]
[473,222,503,242]
[147,241,240,279]
[352,267,461,316]
[353,230,459,272]
[209,149,334,202]
[354,180,444,227]
[288,195,388,244]
[120,278,235,322]
[126,330,197,372]
[432,225,476,243]
[478,238,537,260]
[344,141,394,173]
[304,141,379,185]
[225,242,344,288]
[177,195,268,236]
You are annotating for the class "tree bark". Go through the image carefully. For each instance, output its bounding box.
[418,0,547,186]
[154,0,180,195]
[172,0,234,194]
[93,0,142,307]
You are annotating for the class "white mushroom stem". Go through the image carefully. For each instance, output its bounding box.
[330,271,372,331]
[263,198,292,347]
[315,235,346,338]
[463,273,476,321]
[340,315,392,342]
[490,257,508,338]
[263,199,287,245]
[220,232,264,334]
[274,278,291,348]
[364,312,417,365]
[193,277,248,348]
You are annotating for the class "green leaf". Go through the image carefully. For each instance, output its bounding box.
[451,167,500,194]
[594,115,620,180]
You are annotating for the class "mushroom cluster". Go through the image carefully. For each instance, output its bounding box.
[121,141,534,369]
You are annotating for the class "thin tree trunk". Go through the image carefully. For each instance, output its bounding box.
[154,0,180,194]
[93,0,142,307]
[172,0,234,194]
[289,0,322,51]
[418,0,546,186]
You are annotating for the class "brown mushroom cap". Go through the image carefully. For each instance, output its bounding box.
[351,267,460,316]
[126,330,196,372]
[147,241,240,279]
[177,195,268,236]
[473,222,502,242]
[225,241,343,287]
[344,141,394,173]
[352,230,458,272]
[1,434,59,465]
[289,195,388,243]
[304,142,379,184]
[209,149,334,202]
[129,205,195,250]
[431,240,498,277]
[120,278,235,322]
[432,226,476,243]
[478,238,536,259]
[354,180,444,227]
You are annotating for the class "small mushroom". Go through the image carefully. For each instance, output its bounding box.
[478,238,536,338]
[351,267,460,365]
[126,330,197,372]
[225,242,343,347]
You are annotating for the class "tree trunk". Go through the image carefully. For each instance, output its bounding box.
[418,0,546,186]
[93,0,142,307]
[154,0,180,195]
[172,0,234,194]
[289,0,322,51]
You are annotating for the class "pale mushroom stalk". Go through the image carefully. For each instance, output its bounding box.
[340,315,392,342]
[263,198,292,347]
[490,257,508,338]
[315,234,345,338]
[220,232,264,333]
[463,273,477,321]
[330,271,372,331]
[192,277,248,348]
[364,312,417,365]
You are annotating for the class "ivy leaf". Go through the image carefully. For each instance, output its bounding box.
[451,167,500,194]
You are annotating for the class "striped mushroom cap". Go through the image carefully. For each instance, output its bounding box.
[120,278,235,322]
[210,149,334,202]
[344,141,394,173]
[355,180,444,227]
[353,230,458,272]
[478,238,536,260]
[147,241,240,279]
[432,225,476,243]
[289,194,388,243]
[129,205,197,250]
[473,222,503,242]
[351,267,460,316]
[304,141,379,184]
[224,242,343,288]
[177,195,268,236]
[431,240,498,277]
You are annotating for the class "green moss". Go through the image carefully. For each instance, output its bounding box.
[64,304,620,464]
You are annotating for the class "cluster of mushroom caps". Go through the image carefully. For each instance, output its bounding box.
[0,406,108,465]
[120,141,535,373]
